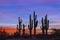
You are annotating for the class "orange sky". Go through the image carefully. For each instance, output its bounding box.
[0,26,54,35]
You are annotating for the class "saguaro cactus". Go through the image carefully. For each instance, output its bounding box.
[17,24,19,32]
[22,24,25,36]
[44,14,49,35]
[33,11,38,36]
[28,14,33,36]
[41,14,49,35]
[41,17,44,35]
[18,17,22,35]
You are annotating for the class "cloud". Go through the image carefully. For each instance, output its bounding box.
[0,0,60,4]
[0,12,17,18]
[34,0,53,3]
[0,23,16,27]
[0,0,17,3]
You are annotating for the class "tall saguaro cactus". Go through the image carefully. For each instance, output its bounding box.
[18,17,22,35]
[44,14,49,35]
[41,14,49,35]
[41,17,44,35]
[28,14,33,36]
[22,24,25,36]
[33,11,38,36]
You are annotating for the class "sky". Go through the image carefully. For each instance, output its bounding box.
[0,0,60,29]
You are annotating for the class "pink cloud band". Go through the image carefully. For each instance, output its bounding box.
[0,12,17,18]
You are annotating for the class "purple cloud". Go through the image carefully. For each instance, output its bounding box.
[0,12,17,18]
[0,0,59,4]
[0,0,16,3]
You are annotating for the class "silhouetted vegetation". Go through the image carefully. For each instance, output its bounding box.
[0,29,8,40]
[18,17,22,36]
[28,14,33,36]
[22,24,25,36]
[0,12,60,40]
[33,11,38,36]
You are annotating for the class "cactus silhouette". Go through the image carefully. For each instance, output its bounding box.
[22,24,25,36]
[44,14,49,35]
[33,11,38,36]
[41,17,44,35]
[41,14,49,35]
[18,17,22,35]
[28,14,33,36]
[17,24,19,32]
